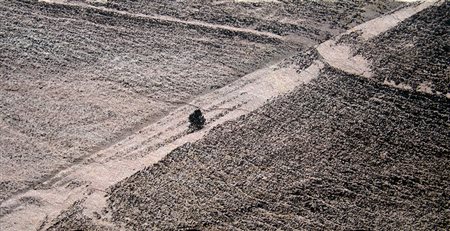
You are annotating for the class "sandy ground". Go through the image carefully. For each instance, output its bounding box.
[106,69,449,230]
[0,0,405,206]
[311,1,446,82]
[0,55,325,231]
[96,0,407,38]
[101,2,448,229]
[1,1,444,230]
[1,0,297,203]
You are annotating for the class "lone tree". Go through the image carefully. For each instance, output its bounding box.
[188,109,206,130]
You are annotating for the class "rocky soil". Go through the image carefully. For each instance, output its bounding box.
[0,0,405,205]
[5,0,449,230]
[45,3,449,228]
[104,66,449,230]
[46,3,450,230]
[0,0,292,202]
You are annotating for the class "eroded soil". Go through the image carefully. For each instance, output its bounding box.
[1,0,293,202]
[106,67,449,230]
[3,0,448,231]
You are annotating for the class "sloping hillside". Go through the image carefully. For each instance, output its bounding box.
[4,1,450,231]
[44,2,449,230]
[106,66,449,230]
[0,0,291,202]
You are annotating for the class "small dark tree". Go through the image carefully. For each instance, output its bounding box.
[188,109,206,130]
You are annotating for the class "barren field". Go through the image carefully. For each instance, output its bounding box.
[0,0,405,205]
[1,0,448,230]
[45,1,449,230]
[105,67,449,230]
[1,0,295,202]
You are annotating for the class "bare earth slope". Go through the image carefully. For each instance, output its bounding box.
[107,67,449,230]
[0,0,406,206]
[44,2,449,230]
[0,0,293,202]
[102,3,448,230]
[4,0,449,230]
[102,0,405,40]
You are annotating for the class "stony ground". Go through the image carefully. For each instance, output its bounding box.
[0,0,405,205]
[0,0,292,202]
[44,2,449,230]
[105,67,449,230]
[4,0,449,230]
[102,0,405,39]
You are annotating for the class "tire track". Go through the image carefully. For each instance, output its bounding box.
[0,1,441,230]
[36,0,285,42]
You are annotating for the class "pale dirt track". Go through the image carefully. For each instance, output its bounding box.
[317,0,442,80]
[1,57,325,231]
[0,0,295,204]
[40,0,285,41]
[0,0,443,230]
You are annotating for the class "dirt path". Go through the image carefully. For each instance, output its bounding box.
[0,58,325,231]
[317,0,443,80]
[38,0,284,41]
[0,1,441,230]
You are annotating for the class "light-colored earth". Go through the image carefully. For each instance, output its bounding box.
[2,0,409,206]
[0,1,443,230]
[0,0,297,204]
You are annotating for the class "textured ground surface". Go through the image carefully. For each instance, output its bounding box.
[357,2,449,95]
[106,67,449,230]
[42,2,449,230]
[0,0,406,205]
[4,0,449,230]
[0,0,292,202]
[102,0,405,39]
